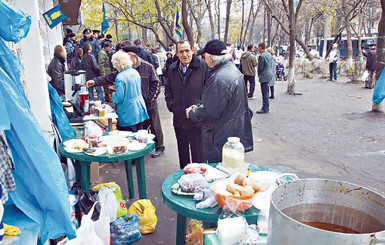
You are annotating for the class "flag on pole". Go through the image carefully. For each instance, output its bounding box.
[175,10,182,38]
[101,3,110,35]
[42,5,67,29]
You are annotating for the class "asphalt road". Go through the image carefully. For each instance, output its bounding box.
[99,74,385,244]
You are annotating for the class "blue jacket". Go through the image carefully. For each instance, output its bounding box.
[112,67,149,127]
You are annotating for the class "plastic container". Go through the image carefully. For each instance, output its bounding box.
[222,137,244,169]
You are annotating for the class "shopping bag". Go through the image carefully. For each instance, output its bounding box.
[373,67,385,104]
[97,186,118,222]
[110,214,142,245]
[361,70,369,82]
[128,199,157,234]
[67,202,110,245]
[93,182,127,218]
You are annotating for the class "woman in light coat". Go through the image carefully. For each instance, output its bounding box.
[111,51,149,131]
[266,47,276,99]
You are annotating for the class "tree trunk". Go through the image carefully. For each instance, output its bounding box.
[223,0,232,44]
[372,0,385,112]
[287,0,296,94]
[267,11,272,47]
[142,28,148,43]
[182,0,194,44]
[205,0,216,39]
[322,13,329,58]
[217,0,221,40]
[242,0,254,46]
[239,0,245,45]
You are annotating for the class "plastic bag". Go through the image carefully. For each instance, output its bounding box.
[372,67,385,104]
[93,182,127,218]
[361,70,369,82]
[73,188,100,224]
[68,191,79,230]
[178,173,208,193]
[216,212,248,245]
[84,121,105,141]
[67,202,110,245]
[97,186,118,222]
[128,199,157,234]
[110,214,141,245]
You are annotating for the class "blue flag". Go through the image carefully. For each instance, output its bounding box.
[42,5,67,29]
[101,3,110,35]
[175,10,182,38]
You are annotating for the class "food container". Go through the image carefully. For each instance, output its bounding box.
[76,126,84,139]
[210,180,257,212]
[106,136,129,155]
[222,137,244,169]
[136,130,148,143]
[267,179,385,245]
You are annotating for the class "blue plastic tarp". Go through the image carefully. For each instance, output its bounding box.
[372,67,385,104]
[0,89,10,130]
[0,1,76,242]
[0,1,31,43]
[48,83,76,141]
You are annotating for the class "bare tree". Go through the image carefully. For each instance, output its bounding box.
[204,0,216,39]
[223,0,233,44]
[182,0,194,44]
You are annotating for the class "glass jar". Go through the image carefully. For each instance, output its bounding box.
[76,126,84,139]
[222,137,245,169]
[88,135,98,148]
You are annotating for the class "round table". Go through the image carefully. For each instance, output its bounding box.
[162,163,280,245]
[59,141,154,199]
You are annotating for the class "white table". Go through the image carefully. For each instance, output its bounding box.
[83,112,118,131]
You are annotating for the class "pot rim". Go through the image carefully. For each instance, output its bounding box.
[271,178,385,236]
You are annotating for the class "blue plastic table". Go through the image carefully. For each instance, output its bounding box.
[59,142,154,199]
[162,163,279,245]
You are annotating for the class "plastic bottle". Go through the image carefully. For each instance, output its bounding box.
[222,137,245,169]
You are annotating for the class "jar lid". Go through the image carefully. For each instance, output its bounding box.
[89,135,97,139]
[77,126,84,130]
[228,137,240,142]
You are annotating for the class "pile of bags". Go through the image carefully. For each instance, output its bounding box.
[68,182,157,245]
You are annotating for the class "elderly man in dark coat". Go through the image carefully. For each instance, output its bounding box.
[187,39,253,163]
[165,40,210,168]
[257,42,272,114]
[365,44,377,89]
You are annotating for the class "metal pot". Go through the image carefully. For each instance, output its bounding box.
[267,179,385,245]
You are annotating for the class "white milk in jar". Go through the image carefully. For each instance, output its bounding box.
[222,137,245,169]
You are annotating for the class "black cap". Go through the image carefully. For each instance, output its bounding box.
[106,34,112,39]
[122,45,140,54]
[69,33,76,38]
[93,30,101,34]
[369,43,377,47]
[83,28,91,34]
[197,39,228,56]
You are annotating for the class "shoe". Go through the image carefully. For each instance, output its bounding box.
[327,79,332,81]
[248,96,256,100]
[269,96,275,99]
[362,86,369,89]
[151,149,165,158]
[332,79,337,82]
[256,110,269,114]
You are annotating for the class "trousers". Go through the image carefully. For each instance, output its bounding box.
[260,82,269,111]
[174,127,203,169]
[244,75,256,98]
[329,62,337,81]
[143,108,165,151]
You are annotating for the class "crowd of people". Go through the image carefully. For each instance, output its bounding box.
[48,27,282,167]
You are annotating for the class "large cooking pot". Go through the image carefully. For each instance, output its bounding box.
[267,179,385,245]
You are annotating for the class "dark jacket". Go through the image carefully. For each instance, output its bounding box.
[81,52,100,80]
[80,36,98,58]
[366,49,377,71]
[70,54,83,71]
[48,53,66,96]
[165,55,210,130]
[189,59,253,163]
[257,50,273,83]
[93,57,160,111]
[136,46,155,67]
